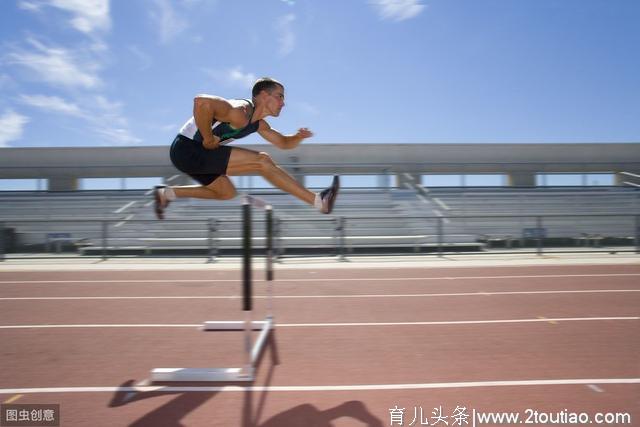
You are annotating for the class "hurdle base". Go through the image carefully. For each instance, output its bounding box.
[150,367,254,383]
[203,320,268,331]
[150,317,273,383]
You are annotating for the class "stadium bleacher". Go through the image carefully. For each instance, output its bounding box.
[0,185,638,257]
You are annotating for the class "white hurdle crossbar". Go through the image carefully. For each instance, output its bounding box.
[151,196,275,382]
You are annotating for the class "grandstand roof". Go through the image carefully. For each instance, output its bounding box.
[1,143,639,178]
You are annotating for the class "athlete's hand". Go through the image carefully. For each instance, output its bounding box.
[295,128,314,140]
[203,135,221,150]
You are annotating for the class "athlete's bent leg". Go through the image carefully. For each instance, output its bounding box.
[172,177,237,200]
[153,177,237,219]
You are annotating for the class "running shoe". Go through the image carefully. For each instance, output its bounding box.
[153,185,170,220]
[320,176,340,214]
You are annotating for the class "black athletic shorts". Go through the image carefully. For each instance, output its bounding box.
[169,134,233,186]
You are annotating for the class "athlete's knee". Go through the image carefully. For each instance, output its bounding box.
[216,186,236,200]
[256,152,275,172]
[207,178,237,200]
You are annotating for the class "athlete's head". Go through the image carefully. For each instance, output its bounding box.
[252,77,285,117]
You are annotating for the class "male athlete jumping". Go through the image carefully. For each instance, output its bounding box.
[153,77,339,218]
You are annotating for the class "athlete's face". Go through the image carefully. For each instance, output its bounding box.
[266,87,285,116]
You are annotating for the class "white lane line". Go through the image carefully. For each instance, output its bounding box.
[277,317,640,328]
[1,289,639,301]
[0,296,236,301]
[0,317,637,330]
[0,279,237,284]
[0,378,638,395]
[0,324,201,329]
[1,273,639,285]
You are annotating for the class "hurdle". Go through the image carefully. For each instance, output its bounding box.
[150,195,275,382]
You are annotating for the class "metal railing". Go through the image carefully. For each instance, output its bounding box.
[1,213,639,260]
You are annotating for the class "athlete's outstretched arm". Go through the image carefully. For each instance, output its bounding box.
[257,120,313,149]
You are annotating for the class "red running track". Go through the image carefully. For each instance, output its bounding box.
[0,264,638,426]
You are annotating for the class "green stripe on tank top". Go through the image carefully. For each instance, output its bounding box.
[219,127,244,140]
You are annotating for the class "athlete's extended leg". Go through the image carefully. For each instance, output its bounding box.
[226,147,313,204]
[225,147,339,213]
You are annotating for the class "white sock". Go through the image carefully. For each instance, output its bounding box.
[313,193,322,210]
[164,186,176,201]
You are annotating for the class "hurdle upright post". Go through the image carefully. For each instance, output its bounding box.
[437,216,444,257]
[0,222,5,262]
[207,218,217,263]
[536,216,544,256]
[266,205,274,317]
[242,197,253,378]
[101,220,108,261]
[635,214,639,254]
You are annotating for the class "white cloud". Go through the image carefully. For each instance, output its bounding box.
[0,110,29,147]
[276,14,296,57]
[127,45,152,70]
[93,126,142,145]
[147,0,216,44]
[228,67,256,89]
[370,0,425,21]
[94,95,122,113]
[19,94,83,117]
[151,0,189,44]
[88,40,109,53]
[8,2,140,146]
[18,93,141,145]
[6,38,102,89]
[17,1,42,12]
[86,95,142,145]
[18,0,111,35]
[180,0,206,7]
[204,66,256,90]
[89,95,142,145]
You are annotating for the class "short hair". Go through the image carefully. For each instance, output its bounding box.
[252,77,284,98]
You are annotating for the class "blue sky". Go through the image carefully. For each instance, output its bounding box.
[0,0,638,189]
[1,0,639,150]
